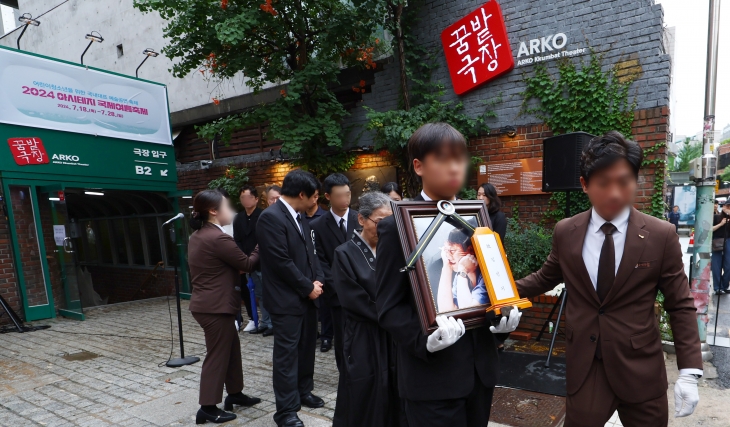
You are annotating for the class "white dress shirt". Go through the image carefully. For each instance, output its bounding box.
[331,208,350,232]
[221,213,235,236]
[212,222,227,233]
[278,197,301,233]
[582,207,703,377]
[582,207,630,290]
[420,190,456,201]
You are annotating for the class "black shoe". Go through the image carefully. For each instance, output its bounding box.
[278,415,305,427]
[249,326,267,335]
[195,407,236,424]
[223,393,261,411]
[262,328,274,337]
[320,338,332,352]
[300,392,324,408]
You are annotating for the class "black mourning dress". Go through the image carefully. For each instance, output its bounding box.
[331,232,401,427]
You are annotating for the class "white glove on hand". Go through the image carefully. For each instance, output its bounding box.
[674,373,699,417]
[426,316,465,353]
[489,306,522,334]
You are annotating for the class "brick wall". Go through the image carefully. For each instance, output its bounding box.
[177,152,398,197]
[468,106,669,223]
[517,295,566,340]
[0,204,21,324]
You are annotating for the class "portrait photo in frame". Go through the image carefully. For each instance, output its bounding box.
[392,200,493,334]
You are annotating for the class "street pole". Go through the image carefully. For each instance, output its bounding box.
[690,0,721,362]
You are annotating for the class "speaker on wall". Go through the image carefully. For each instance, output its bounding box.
[541,132,595,192]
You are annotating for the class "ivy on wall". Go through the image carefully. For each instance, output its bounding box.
[208,166,250,209]
[520,50,668,221]
[365,1,499,197]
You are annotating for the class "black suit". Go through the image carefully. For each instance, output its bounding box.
[233,207,262,259]
[310,209,360,370]
[375,194,503,427]
[257,201,324,425]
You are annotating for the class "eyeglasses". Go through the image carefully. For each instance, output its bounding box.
[366,216,385,226]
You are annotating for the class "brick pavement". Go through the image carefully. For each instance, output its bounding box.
[0,298,336,426]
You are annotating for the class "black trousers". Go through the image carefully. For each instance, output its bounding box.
[404,377,494,427]
[271,303,317,425]
[331,305,344,371]
[319,297,334,340]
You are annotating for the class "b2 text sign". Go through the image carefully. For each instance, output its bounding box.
[441,1,514,95]
[0,47,172,146]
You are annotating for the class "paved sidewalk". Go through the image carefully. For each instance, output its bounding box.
[0,298,337,426]
[1,235,728,427]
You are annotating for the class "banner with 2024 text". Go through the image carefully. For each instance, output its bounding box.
[0,47,172,145]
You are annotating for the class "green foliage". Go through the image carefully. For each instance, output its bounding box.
[520,50,659,221]
[362,0,499,197]
[521,51,637,137]
[642,141,668,218]
[671,138,702,172]
[207,166,249,209]
[135,0,384,176]
[504,216,553,280]
[655,291,674,342]
[541,191,592,224]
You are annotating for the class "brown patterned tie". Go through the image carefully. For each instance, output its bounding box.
[595,222,616,360]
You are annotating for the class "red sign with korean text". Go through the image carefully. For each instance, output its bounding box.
[7,137,49,166]
[441,1,514,95]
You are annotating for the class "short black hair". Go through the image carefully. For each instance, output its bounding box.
[381,181,402,197]
[408,122,468,165]
[266,185,282,194]
[281,169,320,198]
[240,185,258,198]
[323,173,350,194]
[580,131,643,184]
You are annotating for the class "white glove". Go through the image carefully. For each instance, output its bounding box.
[489,306,522,334]
[426,316,465,353]
[674,373,699,417]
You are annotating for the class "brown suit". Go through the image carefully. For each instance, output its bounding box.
[517,208,702,426]
[188,222,259,405]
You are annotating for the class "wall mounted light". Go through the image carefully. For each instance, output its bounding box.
[81,31,103,65]
[490,125,517,138]
[16,13,40,50]
[136,48,159,78]
[84,191,104,196]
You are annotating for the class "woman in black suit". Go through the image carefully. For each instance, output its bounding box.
[188,189,262,424]
[477,183,507,244]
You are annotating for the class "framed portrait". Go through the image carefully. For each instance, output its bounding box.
[392,200,492,334]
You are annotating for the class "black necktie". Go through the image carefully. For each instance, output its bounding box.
[339,217,347,240]
[296,214,303,236]
[596,222,617,303]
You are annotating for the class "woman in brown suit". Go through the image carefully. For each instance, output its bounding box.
[188,189,262,424]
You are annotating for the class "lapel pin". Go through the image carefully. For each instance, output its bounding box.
[638,234,645,239]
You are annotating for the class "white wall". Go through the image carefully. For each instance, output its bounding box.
[0,0,257,113]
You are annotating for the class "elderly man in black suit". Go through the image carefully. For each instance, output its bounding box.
[311,174,359,359]
[256,169,326,427]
